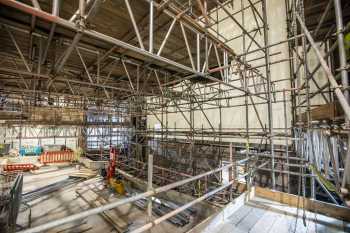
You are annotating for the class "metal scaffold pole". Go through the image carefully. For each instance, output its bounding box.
[261,0,276,190]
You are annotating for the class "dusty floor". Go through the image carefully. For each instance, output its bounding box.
[17,166,202,233]
[212,196,350,233]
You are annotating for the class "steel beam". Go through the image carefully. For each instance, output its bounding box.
[334,0,349,102]
[5,26,31,72]
[125,0,145,50]
[157,17,177,56]
[296,13,350,120]
[41,0,60,64]
[149,0,154,53]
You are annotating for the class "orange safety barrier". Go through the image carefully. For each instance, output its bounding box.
[40,150,75,164]
[4,163,38,172]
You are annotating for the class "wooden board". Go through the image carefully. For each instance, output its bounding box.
[298,102,343,122]
[69,168,97,178]
[79,157,108,170]
[255,186,350,222]
[76,188,129,231]
[31,166,59,174]
[27,106,85,125]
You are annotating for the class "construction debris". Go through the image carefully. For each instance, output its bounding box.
[22,177,83,203]
[76,187,129,232]
[128,188,195,227]
[69,168,98,179]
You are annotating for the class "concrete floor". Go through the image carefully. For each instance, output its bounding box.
[211,196,350,233]
[16,166,203,233]
[10,163,350,233]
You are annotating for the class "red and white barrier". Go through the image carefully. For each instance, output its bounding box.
[40,150,75,164]
[4,163,38,172]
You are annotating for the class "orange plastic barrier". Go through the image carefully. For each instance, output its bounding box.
[40,150,75,164]
[4,163,38,172]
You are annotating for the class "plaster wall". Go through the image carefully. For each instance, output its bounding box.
[147,0,331,147]
[148,0,292,145]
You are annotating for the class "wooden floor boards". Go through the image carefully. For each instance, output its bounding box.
[214,196,349,233]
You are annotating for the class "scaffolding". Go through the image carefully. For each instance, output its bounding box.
[0,0,349,232]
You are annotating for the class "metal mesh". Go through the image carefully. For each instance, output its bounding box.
[0,173,23,233]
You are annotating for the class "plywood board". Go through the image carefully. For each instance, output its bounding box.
[255,187,350,222]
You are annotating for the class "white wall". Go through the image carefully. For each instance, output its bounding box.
[148,0,292,145]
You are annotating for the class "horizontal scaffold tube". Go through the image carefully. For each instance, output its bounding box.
[18,163,234,233]
[129,180,235,233]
